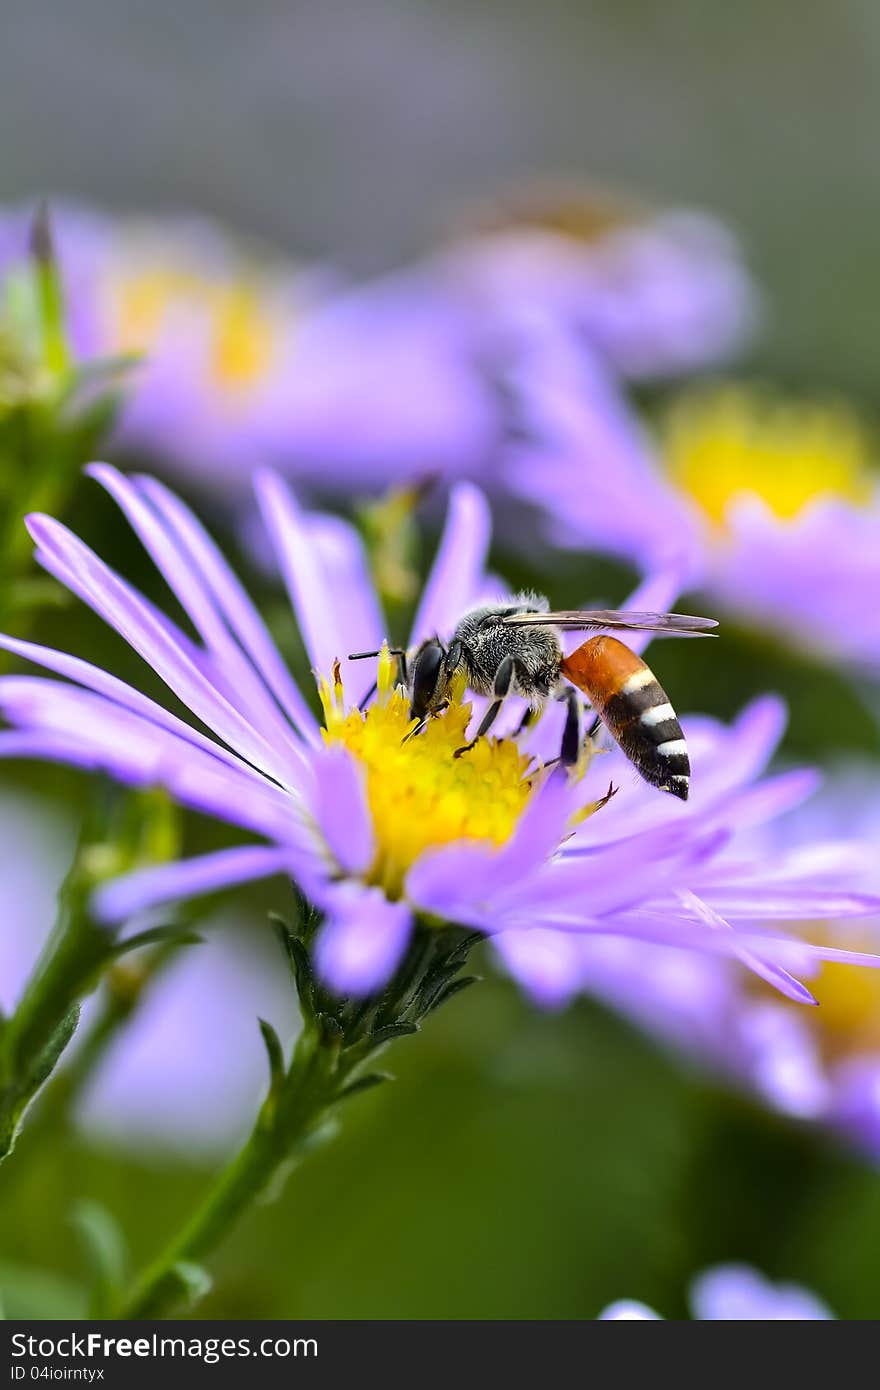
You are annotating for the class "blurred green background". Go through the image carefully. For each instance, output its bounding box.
[2,0,880,1320]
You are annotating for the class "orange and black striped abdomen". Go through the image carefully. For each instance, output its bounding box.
[560,635,690,800]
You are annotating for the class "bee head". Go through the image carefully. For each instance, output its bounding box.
[409,638,447,721]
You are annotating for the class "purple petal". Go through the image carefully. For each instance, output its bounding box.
[409,483,491,645]
[0,681,297,842]
[720,768,821,831]
[26,513,288,783]
[615,565,691,658]
[310,746,374,875]
[314,885,413,995]
[92,845,300,924]
[0,633,262,779]
[88,464,310,761]
[679,891,817,1006]
[254,470,384,706]
[492,929,583,1009]
[135,473,318,741]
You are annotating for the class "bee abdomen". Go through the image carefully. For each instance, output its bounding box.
[560,637,690,801]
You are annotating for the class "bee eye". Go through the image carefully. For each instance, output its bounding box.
[410,642,445,719]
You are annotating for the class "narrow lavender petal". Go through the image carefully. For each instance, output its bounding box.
[136,473,319,742]
[0,633,265,780]
[27,513,288,783]
[309,745,374,875]
[739,1004,830,1119]
[88,465,308,763]
[254,470,384,707]
[586,910,880,972]
[0,680,298,841]
[92,846,300,924]
[679,891,818,1006]
[407,766,578,914]
[719,768,821,831]
[314,884,413,995]
[499,825,728,919]
[409,483,491,645]
[491,929,583,1009]
[404,842,504,925]
[702,889,880,920]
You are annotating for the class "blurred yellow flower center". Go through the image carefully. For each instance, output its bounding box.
[108,265,277,391]
[319,647,534,898]
[663,387,875,527]
[810,952,880,1061]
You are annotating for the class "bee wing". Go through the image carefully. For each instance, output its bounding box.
[502,609,718,636]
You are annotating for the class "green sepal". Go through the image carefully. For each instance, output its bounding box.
[421,974,481,1016]
[110,924,204,958]
[258,1018,286,1100]
[336,1071,393,1103]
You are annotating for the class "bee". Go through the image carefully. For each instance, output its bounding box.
[351,594,717,801]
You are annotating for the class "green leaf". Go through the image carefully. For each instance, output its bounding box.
[24,1003,80,1093]
[271,914,316,1018]
[336,1071,393,1103]
[71,1199,128,1317]
[169,1261,213,1307]
[258,1018,286,1097]
[111,924,204,957]
[421,975,481,1016]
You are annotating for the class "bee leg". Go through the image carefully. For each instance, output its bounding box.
[454,655,515,758]
[560,686,581,767]
[514,705,536,735]
[358,680,379,712]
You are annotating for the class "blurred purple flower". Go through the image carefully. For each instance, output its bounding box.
[0,788,76,1014]
[0,202,332,484]
[600,1263,833,1319]
[0,465,878,1011]
[545,762,880,1159]
[528,381,880,673]
[1,199,755,511]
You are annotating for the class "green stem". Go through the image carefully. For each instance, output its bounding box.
[116,920,479,1320]
[119,1023,355,1319]
[0,885,110,1160]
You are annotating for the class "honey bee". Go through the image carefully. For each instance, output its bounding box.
[351,594,717,800]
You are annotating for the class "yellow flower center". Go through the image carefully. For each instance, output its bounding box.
[107,264,278,391]
[319,648,534,899]
[663,387,875,527]
[809,949,880,1063]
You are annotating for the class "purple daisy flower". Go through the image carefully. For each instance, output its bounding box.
[0,465,878,1005]
[443,192,758,381]
[0,788,76,1015]
[538,759,880,1159]
[599,1263,833,1320]
[0,201,332,486]
[528,381,880,672]
[1,198,755,513]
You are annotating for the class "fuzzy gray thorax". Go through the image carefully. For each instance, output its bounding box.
[449,595,562,703]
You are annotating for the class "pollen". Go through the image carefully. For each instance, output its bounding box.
[663,386,875,527]
[321,651,534,898]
